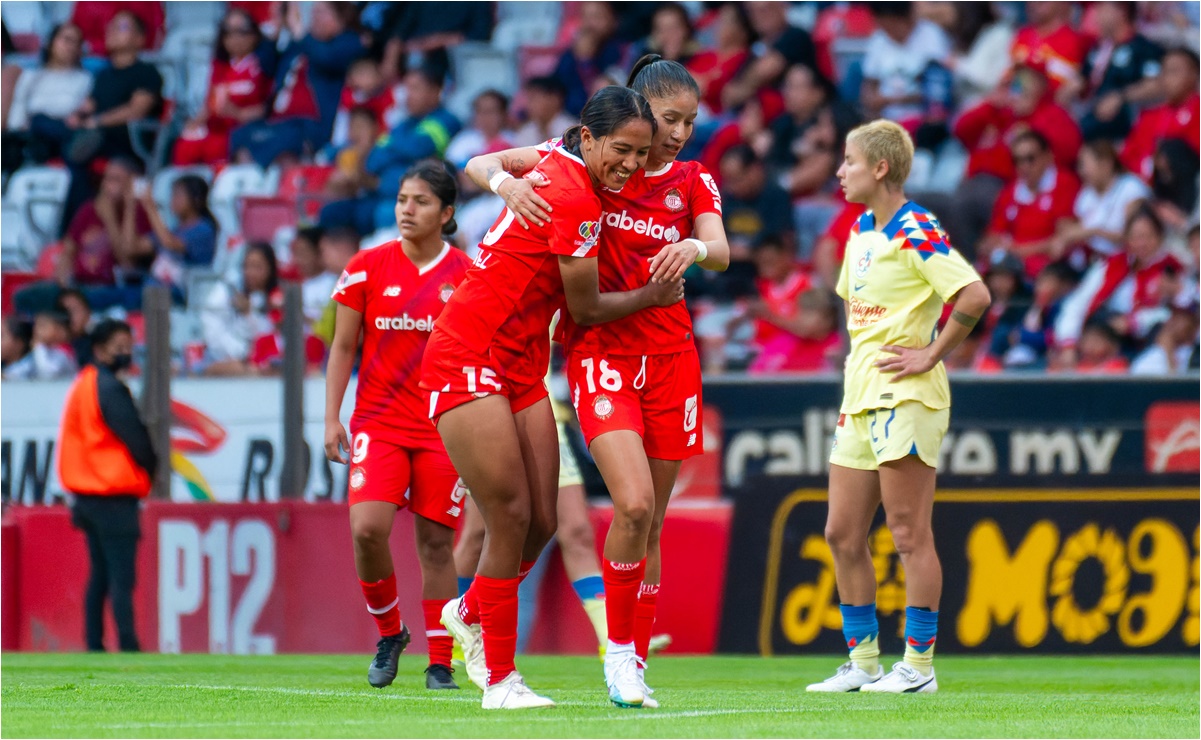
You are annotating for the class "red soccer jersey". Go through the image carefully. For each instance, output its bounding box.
[560,159,724,357]
[1011,23,1089,91]
[755,267,813,346]
[332,241,471,449]
[207,55,272,133]
[437,146,602,378]
[986,167,1081,278]
[1120,94,1201,181]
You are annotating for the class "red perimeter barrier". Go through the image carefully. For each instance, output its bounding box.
[2,500,731,655]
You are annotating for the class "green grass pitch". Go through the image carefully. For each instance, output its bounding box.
[3,653,1197,738]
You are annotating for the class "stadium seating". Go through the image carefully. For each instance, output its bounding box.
[446,42,520,123]
[0,166,70,272]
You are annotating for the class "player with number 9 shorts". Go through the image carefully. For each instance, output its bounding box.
[324,163,472,692]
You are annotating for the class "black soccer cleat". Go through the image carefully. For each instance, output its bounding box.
[368,625,411,688]
[424,663,460,690]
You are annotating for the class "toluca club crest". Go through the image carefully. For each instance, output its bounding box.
[439,283,454,303]
[593,394,614,420]
[349,466,367,490]
[664,188,684,212]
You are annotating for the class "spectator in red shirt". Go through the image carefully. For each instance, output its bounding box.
[1010,1,1088,104]
[687,3,754,116]
[745,237,841,373]
[1056,203,1184,350]
[936,61,1080,258]
[173,9,272,166]
[71,1,163,55]
[980,130,1081,279]
[59,157,156,310]
[1120,47,1200,181]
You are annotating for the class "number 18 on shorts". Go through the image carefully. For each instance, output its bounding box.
[566,350,704,461]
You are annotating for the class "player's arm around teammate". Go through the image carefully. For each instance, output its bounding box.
[427,87,680,709]
[808,120,989,695]
[324,163,470,691]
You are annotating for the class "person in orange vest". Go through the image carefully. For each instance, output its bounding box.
[57,319,158,652]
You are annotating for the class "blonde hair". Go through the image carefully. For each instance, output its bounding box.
[846,119,914,190]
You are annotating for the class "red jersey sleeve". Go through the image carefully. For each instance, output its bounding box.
[549,191,602,258]
[331,252,370,312]
[688,164,724,218]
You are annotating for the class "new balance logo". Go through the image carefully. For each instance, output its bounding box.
[383,286,401,297]
[375,314,436,331]
[602,210,680,243]
[688,433,696,447]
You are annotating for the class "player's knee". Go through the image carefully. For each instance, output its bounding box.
[417,535,454,569]
[560,518,594,550]
[824,522,864,557]
[493,496,532,535]
[613,496,654,535]
[352,520,390,551]
[886,520,929,555]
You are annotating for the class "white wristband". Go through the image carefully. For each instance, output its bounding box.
[687,238,708,263]
[489,171,515,194]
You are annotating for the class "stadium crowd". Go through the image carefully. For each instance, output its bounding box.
[1,0,1198,381]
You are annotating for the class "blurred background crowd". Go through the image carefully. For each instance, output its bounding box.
[1,0,1198,382]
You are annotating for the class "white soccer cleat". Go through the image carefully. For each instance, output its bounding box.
[604,647,645,708]
[860,662,938,693]
[637,664,659,708]
[805,661,885,692]
[440,597,486,691]
[481,671,556,709]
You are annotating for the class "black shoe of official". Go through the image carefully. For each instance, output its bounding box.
[368,626,411,688]
[425,663,459,690]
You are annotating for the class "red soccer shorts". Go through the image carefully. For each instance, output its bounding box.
[421,329,548,422]
[346,428,466,528]
[565,349,703,460]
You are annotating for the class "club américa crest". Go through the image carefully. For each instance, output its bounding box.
[593,394,614,420]
[664,188,684,212]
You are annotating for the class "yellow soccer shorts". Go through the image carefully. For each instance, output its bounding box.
[557,421,584,489]
[829,401,949,471]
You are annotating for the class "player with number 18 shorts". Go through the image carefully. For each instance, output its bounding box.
[471,55,732,708]
[424,86,683,710]
[324,162,472,691]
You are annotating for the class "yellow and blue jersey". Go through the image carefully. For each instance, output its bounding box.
[835,201,982,415]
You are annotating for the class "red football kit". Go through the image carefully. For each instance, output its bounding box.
[1120,94,1201,181]
[174,55,272,165]
[332,241,471,527]
[558,158,723,460]
[421,146,603,419]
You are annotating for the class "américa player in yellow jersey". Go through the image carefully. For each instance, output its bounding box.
[806,120,991,694]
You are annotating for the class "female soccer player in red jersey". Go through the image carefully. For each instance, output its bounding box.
[465,56,731,708]
[324,162,472,691]
[425,86,683,710]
